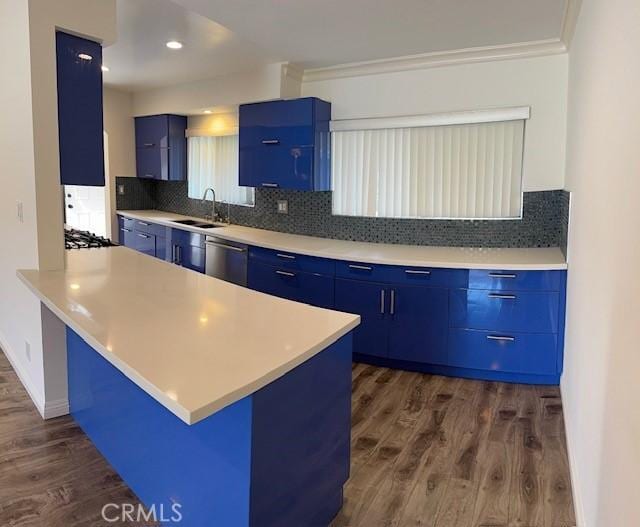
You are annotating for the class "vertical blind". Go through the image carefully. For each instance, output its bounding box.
[187,135,254,206]
[331,118,525,219]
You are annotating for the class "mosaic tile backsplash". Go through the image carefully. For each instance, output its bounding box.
[116,177,569,250]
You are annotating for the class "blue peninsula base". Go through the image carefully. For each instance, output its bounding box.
[67,328,353,526]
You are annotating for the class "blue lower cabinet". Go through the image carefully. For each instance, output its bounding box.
[466,269,562,292]
[334,278,389,358]
[119,226,136,250]
[449,289,560,333]
[134,232,156,257]
[170,228,206,273]
[448,328,558,376]
[248,260,334,308]
[388,285,449,365]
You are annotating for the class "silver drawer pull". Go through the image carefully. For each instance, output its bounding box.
[390,289,395,315]
[380,289,385,314]
[487,335,516,342]
[275,270,295,277]
[488,273,517,279]
[261,183,279,188]
[138,221,151,226]
[261,139,280,145]
[488,293,517,300]
[205,241,246,252]
[143,143,155,147]
[137,233,150,239]
[120,228,132,233]
[405,269,431,275]
[276,253,296,260]
[349,264,372,271]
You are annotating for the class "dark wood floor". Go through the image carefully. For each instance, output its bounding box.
[0,350,575,527]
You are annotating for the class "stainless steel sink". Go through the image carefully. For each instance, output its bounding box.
[171,219,220,229]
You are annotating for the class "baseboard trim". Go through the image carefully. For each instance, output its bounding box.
[0,329,70,420]
[560,379,587,527]
[0,329,46,417]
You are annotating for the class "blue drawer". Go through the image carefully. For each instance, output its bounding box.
[448,328,558,375]
[450,289,560,333]
[335,260,462,287]
[119,216,135,230]
[466,269,563,291]
[249,246,334,276]
[134,219,167,237]
[171,228,205,249]
[248,261,334,308]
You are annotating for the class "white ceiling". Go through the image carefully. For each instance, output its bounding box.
[102,0,279,91]
[105,0,569,91]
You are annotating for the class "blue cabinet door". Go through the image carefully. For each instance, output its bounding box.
[248,261,334,308]
[388,285,449,365]
[134,232,156,257]
[135,115,186,181]
[119,226,137,250]
[56,32,104,186]
[334,278,389,358]
[239,98,330,191]
[170,228,206,273]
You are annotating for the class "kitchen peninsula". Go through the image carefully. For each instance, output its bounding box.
[18,247,359,526]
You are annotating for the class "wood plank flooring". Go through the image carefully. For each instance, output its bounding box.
[0,349,575,527]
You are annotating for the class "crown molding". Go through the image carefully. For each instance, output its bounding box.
[302,39,567,83]
[560,0,583,50]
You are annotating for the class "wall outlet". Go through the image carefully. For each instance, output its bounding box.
[16,201,24,223]
[118,184,125,195]
[277,200,288,214]
[25,341,31,362]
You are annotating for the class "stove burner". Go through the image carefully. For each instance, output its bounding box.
[65,228,116,250]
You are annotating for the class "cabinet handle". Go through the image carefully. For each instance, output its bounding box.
[275,270,295,277]
[390,289,396,315]
[487,335,516,342]
[137,233,150,239]
[143,143,155,147]
[349,264,372,271]
[405,269,431,275]
[488,273,517,279]
[488,293,517,300]
[205,241,246,252]
[138,221,151,226]
[276,253,296,260]
[380,290,385,314]
[121,228,132,233]
[261,139,280,145]
[177,246,182,265]
[261,183,279,188]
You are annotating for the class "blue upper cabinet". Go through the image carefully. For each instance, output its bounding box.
[56,32,104,186]
[135,114,187,181]
[239,97,331,191]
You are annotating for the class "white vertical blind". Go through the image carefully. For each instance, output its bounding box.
[332,120,525,219]
[187,135,254,206]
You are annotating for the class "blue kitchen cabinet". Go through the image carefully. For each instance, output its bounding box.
[248,259,334,309]
[170,228,206,273]
[118,216,137,250]
[56,32,104,186]
[334,278,389,359]
[117,216,167,261]
[387,285,449,365]
[135,115,187,181]
[239,98,331,191]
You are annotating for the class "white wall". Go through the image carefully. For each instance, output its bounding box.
[303,54,568,192]
[562,1,640,526]
[103,88,136,239]
[0,0,116,417]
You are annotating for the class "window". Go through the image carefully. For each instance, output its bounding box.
[331,108,528,219]
[187,135,254,206]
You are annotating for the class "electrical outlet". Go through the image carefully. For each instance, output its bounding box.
[25,341,31,362]
[16,201,24,223]
[277,200,288,214]
[118,184,125,195]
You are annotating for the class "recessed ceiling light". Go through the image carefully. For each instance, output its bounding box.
[204,110,212,114]
[166,40,183,50]
[101,65,110,72]
[78,53,93,61]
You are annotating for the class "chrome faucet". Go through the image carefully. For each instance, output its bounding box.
[201,187,217,222]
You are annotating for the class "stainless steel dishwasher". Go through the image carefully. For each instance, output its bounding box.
[205,236,248,286]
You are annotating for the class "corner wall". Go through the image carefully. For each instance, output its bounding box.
[562,1,640,525]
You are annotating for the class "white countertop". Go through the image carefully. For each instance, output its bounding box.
[18,248,359,425]
[117,209,568,271]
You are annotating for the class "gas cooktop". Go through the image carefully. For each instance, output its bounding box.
[65,228,116,250]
